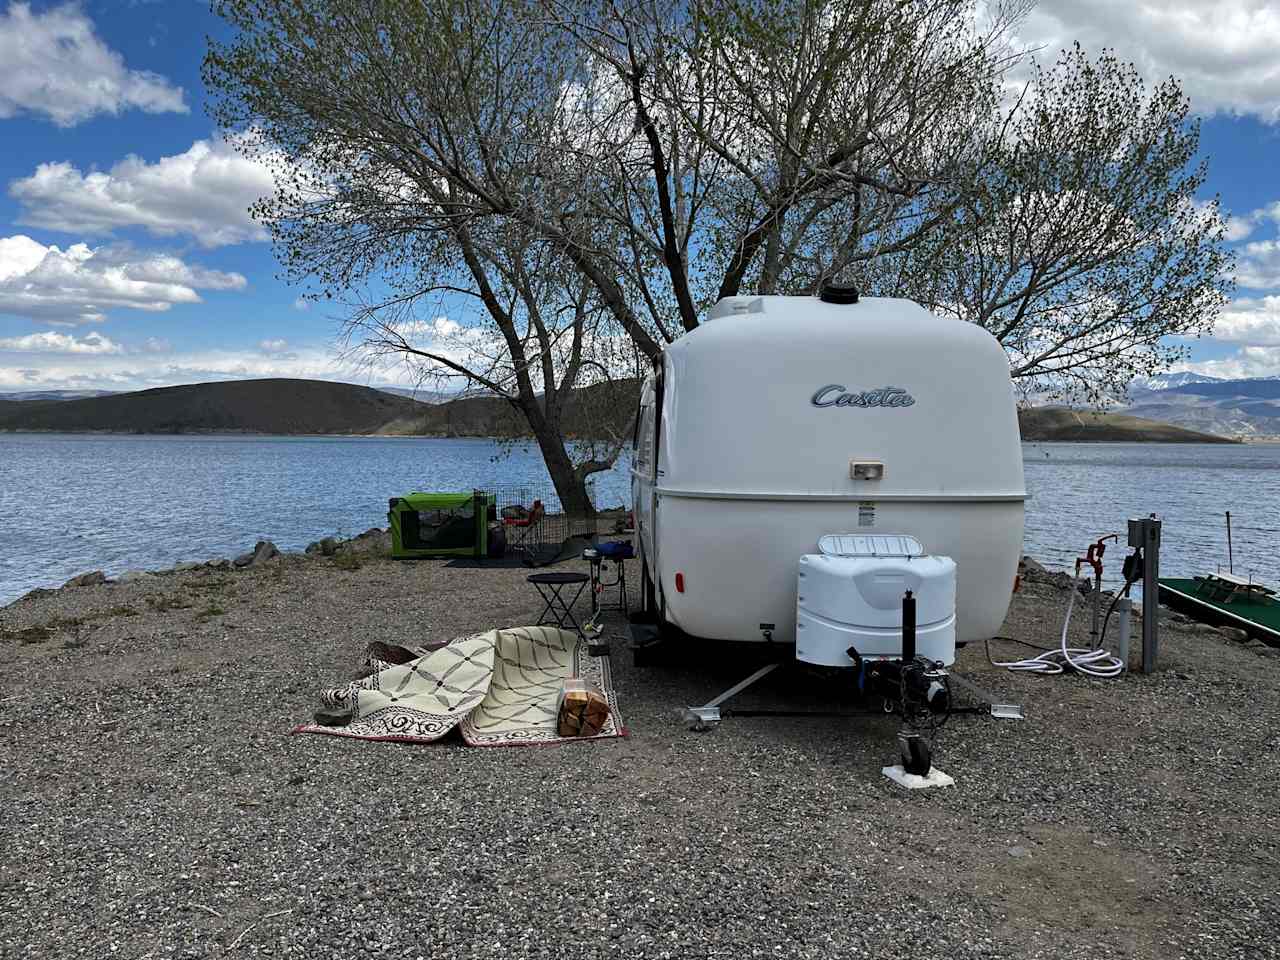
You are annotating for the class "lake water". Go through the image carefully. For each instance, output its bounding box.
[1,434,1277,606]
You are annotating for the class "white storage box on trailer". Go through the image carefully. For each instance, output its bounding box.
[795,535,957,666]
[631,294,1025,649]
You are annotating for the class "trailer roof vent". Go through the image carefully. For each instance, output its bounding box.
[707,296,765,320]
[819,281,860,305]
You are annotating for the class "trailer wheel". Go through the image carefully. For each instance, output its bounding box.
[632,554,670,667]
[632,640,658,668]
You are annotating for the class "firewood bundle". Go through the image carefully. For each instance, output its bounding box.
[556,679,610,737]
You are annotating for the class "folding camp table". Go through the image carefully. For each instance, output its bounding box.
[527,572,590,633]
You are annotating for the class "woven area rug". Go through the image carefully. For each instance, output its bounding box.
[293,631,496,743]
[293,626,624,746]
[459,626,625,747]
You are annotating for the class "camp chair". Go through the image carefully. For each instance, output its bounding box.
[502,499,545,560]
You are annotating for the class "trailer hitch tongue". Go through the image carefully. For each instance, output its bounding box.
[683,663,782,730]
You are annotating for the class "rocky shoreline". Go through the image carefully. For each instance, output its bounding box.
[16,525,396,602]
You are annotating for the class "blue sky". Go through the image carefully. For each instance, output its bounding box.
[0,0,346,391]
[1,0,1279,392]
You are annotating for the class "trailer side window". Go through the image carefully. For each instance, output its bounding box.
[635,403,654,474]
[632,400,643,450]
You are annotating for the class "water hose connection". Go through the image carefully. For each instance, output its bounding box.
[991,535,1127,678]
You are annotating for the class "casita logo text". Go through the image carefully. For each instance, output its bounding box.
[811,384,915,408]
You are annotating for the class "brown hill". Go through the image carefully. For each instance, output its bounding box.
[1018,406,1238,443]
[379,379,640,438]
[0,379,424,435]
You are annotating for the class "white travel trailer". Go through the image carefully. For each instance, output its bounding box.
[631,293,1025,656]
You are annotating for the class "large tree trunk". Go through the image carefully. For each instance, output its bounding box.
[515,395,597,517]
[531,426,596,517]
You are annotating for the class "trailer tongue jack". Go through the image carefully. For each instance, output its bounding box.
[862,591,953,785]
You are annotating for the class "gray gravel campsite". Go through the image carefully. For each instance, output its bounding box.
[2,539,1278,960]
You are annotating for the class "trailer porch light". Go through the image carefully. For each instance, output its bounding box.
[675,571,685,593]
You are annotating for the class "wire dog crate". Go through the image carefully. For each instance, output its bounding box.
[484,483,597,567]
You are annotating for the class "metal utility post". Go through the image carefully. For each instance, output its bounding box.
[1226,511,1234,574]
[1128,515,1161,673]
[1116,597,1131,671]
[1090,566,1103,647]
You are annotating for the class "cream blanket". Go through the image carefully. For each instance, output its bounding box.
[294,626,624,746]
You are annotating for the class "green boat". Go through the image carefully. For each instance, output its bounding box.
[1158,575,1280,645]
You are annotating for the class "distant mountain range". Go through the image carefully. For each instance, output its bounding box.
[0,389,119,402]
[1122,375,1280,439]
[1126,372,1226,393]
[0,376,1239,443]
[0,385,447,404]
[0,380,426,435]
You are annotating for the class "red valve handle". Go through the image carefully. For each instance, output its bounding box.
[1076,534,1119,578]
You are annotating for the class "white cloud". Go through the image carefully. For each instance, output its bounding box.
[1226,215,1259,243]
[393,316,490,345]
[293,297,309,311]
[0,2,187,126]
[1007,1,1280,121]
[1236,239,1280,289]
[0,344,368,392]
[1177,346,1280,379]
[142,337,171,353]
[1175,295,1280,378]
[0,234,247,325]
[9,137,274,247]
[1213,201,1280,288]
[0,322,490,393]
[1221,201,1280,243]
[0,330,122,354]
[1211,295,1280,345]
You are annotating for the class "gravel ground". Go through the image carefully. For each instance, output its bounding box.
[2,543,1278,960]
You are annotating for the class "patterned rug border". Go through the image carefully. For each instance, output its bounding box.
[289,723,630,746]
[460,724,631,748]
[290,703,468,743]
[289,726,456,744]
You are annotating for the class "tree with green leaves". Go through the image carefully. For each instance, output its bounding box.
[871,45,1234,402]
[206,0,649,513]
[205,0,1232,508]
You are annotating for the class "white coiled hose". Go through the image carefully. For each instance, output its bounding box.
[992,578,1125,678]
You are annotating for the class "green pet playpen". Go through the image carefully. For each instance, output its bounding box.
[388,485,596,565]
[388,491,495,559]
